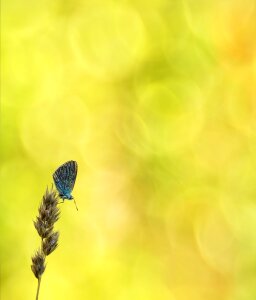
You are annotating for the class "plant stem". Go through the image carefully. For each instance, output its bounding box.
[36,276,41,300]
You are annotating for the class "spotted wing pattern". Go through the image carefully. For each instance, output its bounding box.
[53,160,78,197]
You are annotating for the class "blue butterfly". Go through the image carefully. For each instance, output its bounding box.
[53,160,78,210]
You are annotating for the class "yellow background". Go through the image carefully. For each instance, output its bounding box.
[1,0,256,299]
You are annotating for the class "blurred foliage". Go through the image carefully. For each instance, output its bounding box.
[1,0,256,299]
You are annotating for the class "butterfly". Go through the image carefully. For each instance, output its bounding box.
[53,160,78,210]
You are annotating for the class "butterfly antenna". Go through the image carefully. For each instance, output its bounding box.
[73,198,79,211]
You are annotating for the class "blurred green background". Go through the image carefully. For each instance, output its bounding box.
[1,0,256,299]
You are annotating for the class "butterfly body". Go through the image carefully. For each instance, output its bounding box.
[59,193,73,200]
[53,161,78,206]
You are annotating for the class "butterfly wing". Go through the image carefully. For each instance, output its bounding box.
[53,161,78,196]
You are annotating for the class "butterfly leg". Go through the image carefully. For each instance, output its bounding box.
[58,199,65,205]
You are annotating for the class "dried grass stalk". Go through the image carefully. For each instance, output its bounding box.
[31,187,60,300]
